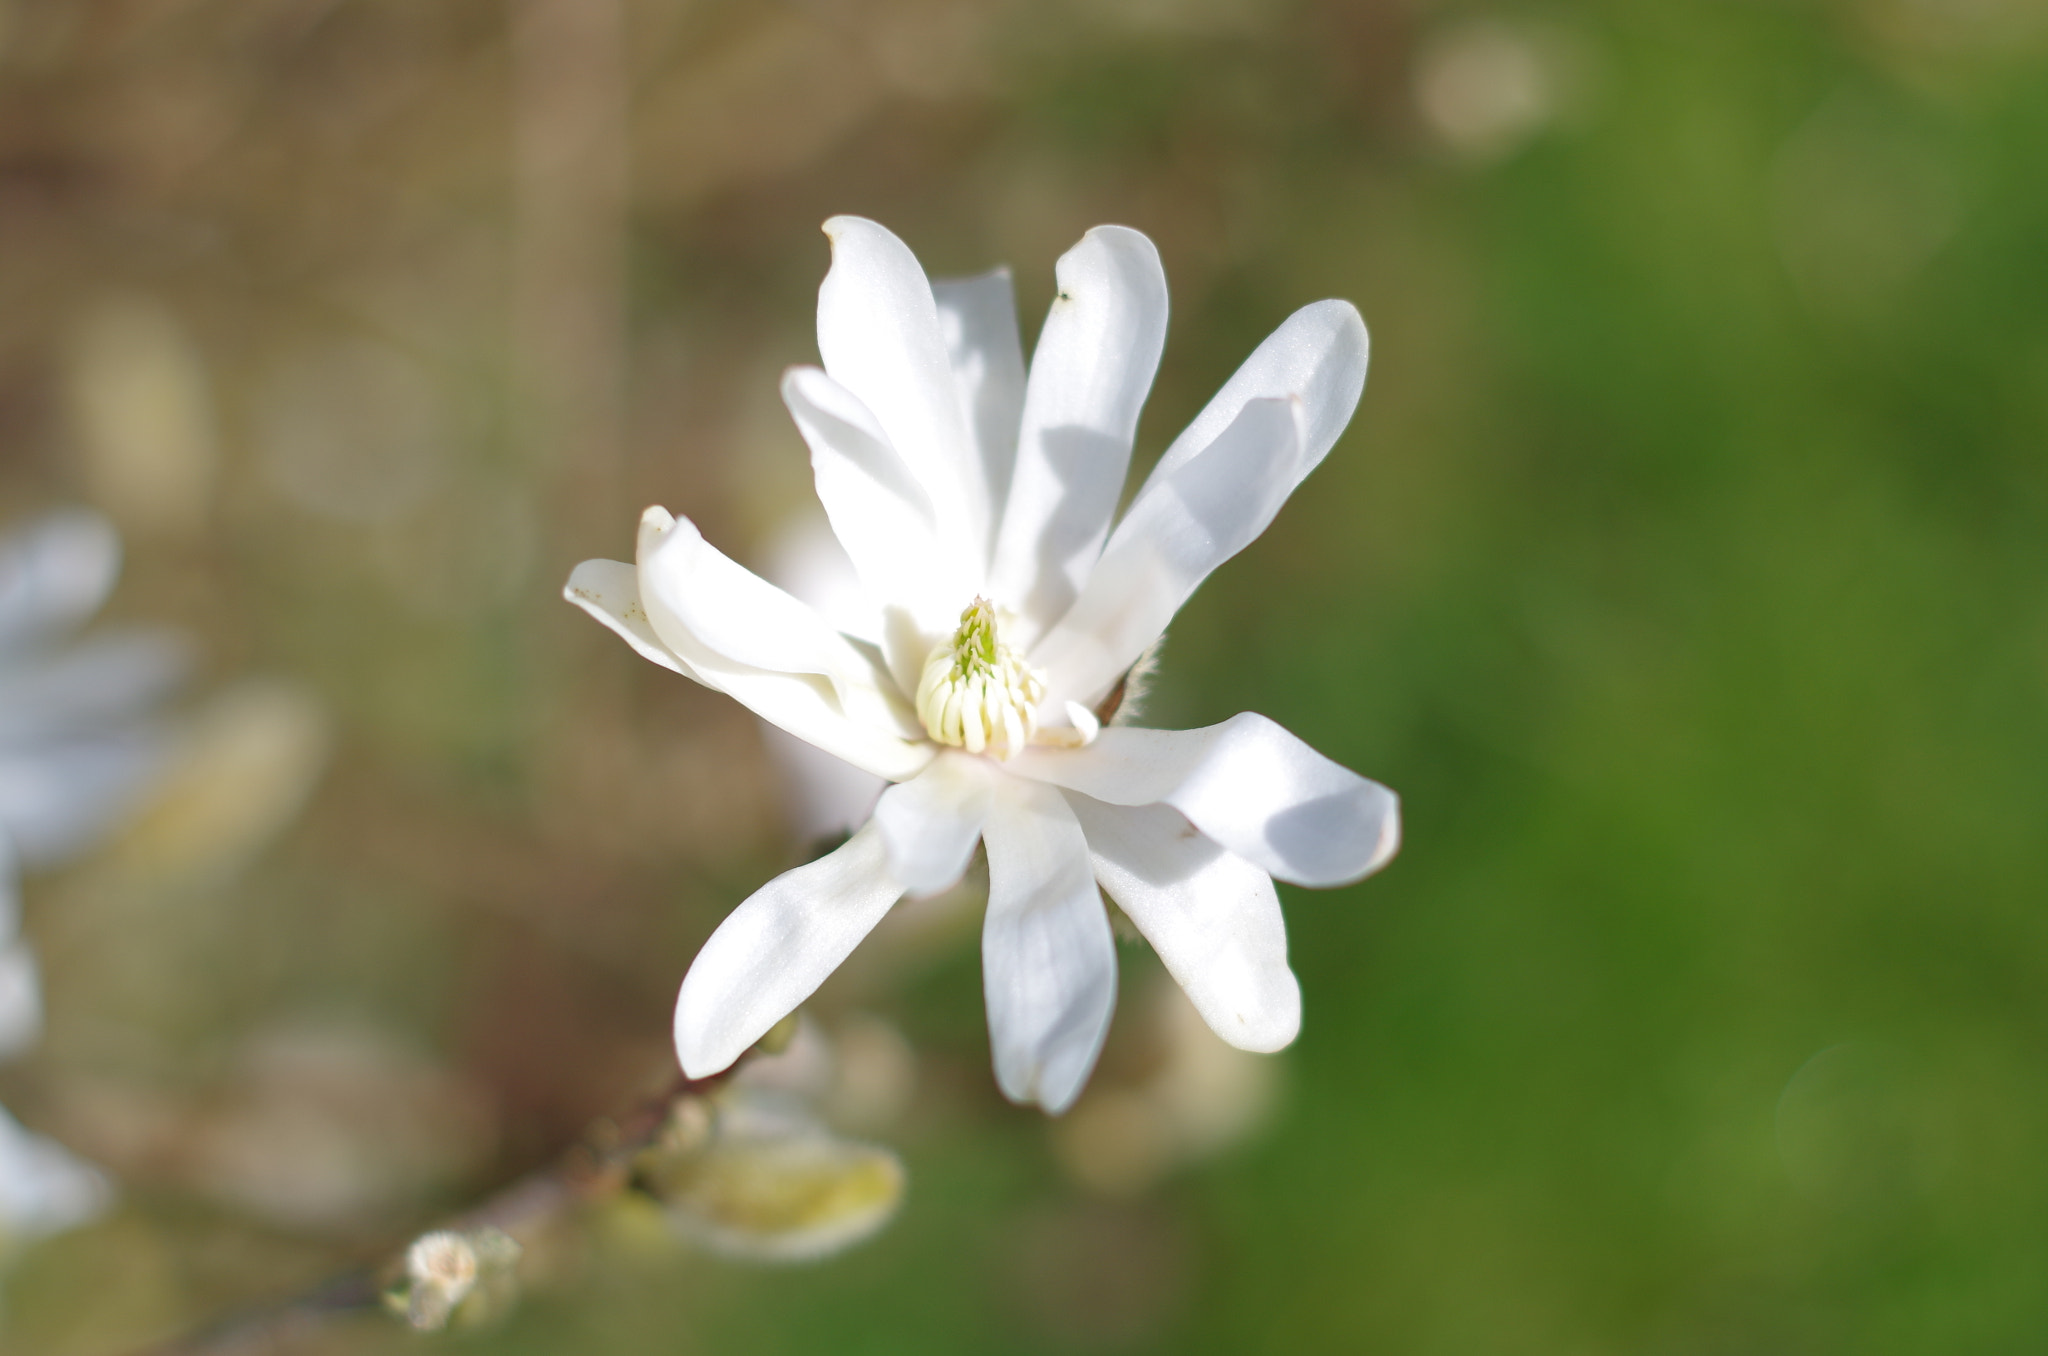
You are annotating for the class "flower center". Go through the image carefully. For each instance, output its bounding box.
[915,597,1046,758]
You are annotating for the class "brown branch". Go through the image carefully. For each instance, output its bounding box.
[127,1062,741,1356]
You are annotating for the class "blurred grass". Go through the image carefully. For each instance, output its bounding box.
[1,0,2045,1350]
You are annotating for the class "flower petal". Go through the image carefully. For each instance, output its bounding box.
[0,1103,111,1239]
[1065,794,1299,1053]
[981,776,1117,1114]
[817,217,988,573]
[988,227,1169,643]
[635,513,933,781]
[871,750,996,897]
[1141,299,1368,492]
[780,367,964,635]
[674,820,905,1078]
[563,557,696,680]
[0,511,120,650]
[0,733,166,866]
[1011,713,1400,887]
[0,630,190,743]
[761,724,887,843]
[932,268,1027,538]
[1032,396,1303,710]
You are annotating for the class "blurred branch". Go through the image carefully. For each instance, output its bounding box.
[129,1060,742,1356]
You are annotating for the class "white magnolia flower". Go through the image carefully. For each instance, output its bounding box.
[567,217,1399,1113]
[0,510,183,1239]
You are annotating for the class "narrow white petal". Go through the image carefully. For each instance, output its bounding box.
[634,513,934,781]
[674,820,904,1078]
[780,367,965,629]
[932,268,1027,537]
[871,751,996,897]
[1032,397,1303,710]
[816,217,987,573]
[640,514,879,687]
[563,558,697,680]
[0,510,120,649]
[981,777,1117,1114]
[638,504,677,562]
[1011,713,1400,887]
[988,227,1169,643]
[1066,795,1299,1053]
[1142,299,1368,492]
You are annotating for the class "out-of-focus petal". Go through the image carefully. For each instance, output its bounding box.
[932,268,1027,541]
[760,724,887,845]
[0,733,166,867]
[675,821,905,1078]
[1066,795,1300,1053]
[872,751,995,897]
[0,630,191,744]
[1032,397,1303,711]
[817,217,988,571]
[1140,299,1368,492]
[1011,713,1400,887]
[981,777,1116,1115]
[0,1104,111,1241]
[760,511,883,645]
[0,511,121,650]
[563,558,696,680]
[988,228,1168,643]
[0,941,40,1060]
[781,367,965,633]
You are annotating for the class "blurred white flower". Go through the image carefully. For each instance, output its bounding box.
[1413,18,1592,164]
[641,1028,906,1263]
[0,510,183,1241]
[569,218,1399,1113]
[0,1105,110,1247]
[1052,977,1279,1197]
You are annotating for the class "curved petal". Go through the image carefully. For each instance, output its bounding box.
[564,558,697,680]
[0,510,120,650]
[932,268,1027,537]
[981,776,1116,1114]
[635,512,933,781]
[1065,794,1299,1052]
[817,217,987,573]
[780,367,965,632]
[1141,299,1368,492]
[989,227,1169,643]
[871,750,995,897]
[1010,713,1400,887]
[1032,397,1303,711]
[675,820,905,1078]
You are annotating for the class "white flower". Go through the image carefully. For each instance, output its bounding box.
[567,218,1399,1113]
[0,510,184,1238]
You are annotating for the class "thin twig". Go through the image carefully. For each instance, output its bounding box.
[127,1063,738,1356]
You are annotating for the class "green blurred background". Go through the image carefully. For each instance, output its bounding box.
[2,0,2046,1350]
